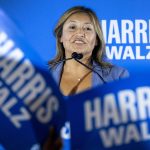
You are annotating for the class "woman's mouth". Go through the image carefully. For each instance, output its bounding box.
[74,40,85,44]
[73,38,86,44]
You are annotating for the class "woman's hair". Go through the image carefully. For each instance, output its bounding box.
[49,6,111,68]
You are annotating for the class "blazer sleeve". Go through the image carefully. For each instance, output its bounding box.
[110,65,129,80]
[119,68,130,78]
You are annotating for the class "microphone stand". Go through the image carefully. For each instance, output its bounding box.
[74,58,106,84]
[49,52,106,84]
[51,57,73,65]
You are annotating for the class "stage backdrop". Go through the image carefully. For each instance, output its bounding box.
[0,0,150,76]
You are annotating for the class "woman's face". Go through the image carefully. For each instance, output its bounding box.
[60,12,97,58]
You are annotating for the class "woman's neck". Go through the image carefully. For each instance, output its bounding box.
[63,57,91,74]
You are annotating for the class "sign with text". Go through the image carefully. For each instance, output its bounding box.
[68,75,150,150]
[0,9,65,150]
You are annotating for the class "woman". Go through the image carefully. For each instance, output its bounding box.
[49,6,129,96]
[47,6,129,150]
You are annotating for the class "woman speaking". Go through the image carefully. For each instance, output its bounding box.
[49,6,129,96]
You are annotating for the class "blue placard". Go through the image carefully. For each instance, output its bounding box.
[0,8,66,150]
[68,75,150,150]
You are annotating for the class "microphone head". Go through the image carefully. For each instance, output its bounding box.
[72,52,83,60]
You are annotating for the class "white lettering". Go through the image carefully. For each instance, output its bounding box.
[36,96,59,123]
[11,107,31,128]
[125,124,140,144]
[136,86,150,120]
[118,90,138,123]
[100,126,124,147]
[0,48,24,78]
[6,59,34,91]
[84,98,102,131]
[103,94,120,127]
[108,20,121,44]
[135,20,148,43]
[121,20,134,43]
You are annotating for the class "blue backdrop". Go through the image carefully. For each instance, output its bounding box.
[1,0,150,76]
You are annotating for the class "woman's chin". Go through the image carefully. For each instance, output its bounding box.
[71,49,89,54]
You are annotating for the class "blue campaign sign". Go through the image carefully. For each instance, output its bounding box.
[0,8,66,150]
[67,75,150,150]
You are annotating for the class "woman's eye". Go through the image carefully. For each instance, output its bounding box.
[87,27,91,30]
[85,27,92,31]
[69,25,76,30]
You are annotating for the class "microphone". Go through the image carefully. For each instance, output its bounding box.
[72,52,83,60]
[72,52,106,84]
[50,52,83,67]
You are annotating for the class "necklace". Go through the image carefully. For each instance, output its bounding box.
[77,70,92,82]
[78,78,81,81]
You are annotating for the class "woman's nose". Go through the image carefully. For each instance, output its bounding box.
[76,28,85,37]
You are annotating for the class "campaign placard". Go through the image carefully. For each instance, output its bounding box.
[0,8,66,150]
[68,75,150,150]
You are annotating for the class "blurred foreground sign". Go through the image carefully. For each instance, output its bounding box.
[68,75,150,150]
[0,8,65,150]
